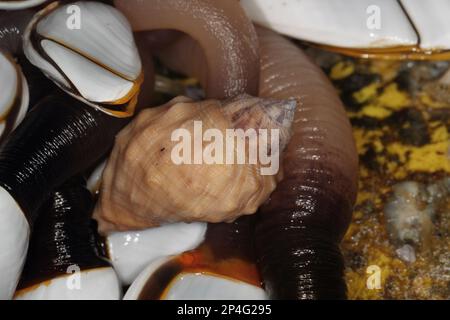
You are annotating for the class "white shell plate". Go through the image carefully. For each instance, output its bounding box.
[37,1,141,79]
[14,267,122,300]
[0,186,30,300]
[124,257,267,300]
[241,0,450,50]
[164,274,268,300]
[107,222,207,285]
[41,39,134,103]
[400,0,450,50]
[24,1,141,105]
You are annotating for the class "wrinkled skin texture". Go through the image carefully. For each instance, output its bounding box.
[255,27,358,299]
[94,96,293,233]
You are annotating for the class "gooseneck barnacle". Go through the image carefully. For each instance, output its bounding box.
[15,177,121,299]
[0,10,36,143]
[0,1,143,298]
[24,1,143,117]
[0,93,128,298]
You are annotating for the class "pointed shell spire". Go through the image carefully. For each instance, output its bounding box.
[221,94,296,153]
[23,1,143,117]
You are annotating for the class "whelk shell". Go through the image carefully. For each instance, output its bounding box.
[94,94,296,232]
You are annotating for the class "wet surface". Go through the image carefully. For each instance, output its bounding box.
[305,47,449,299]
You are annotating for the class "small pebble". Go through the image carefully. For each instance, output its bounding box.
[396,244,416,263]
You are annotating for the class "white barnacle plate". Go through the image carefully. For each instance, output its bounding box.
[241,0,450,59]
[124,257,268,300]
[399,0,450,51]
[106,222,207,285]
[23,1,142,117]
[14,267,122,300]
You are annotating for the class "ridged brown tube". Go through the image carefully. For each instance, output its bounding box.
[255,27,358,300]
[114,0,259,99]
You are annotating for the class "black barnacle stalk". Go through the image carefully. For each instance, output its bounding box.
[0,10,34,54]
[15,176,121,299]
[0,93,128,221]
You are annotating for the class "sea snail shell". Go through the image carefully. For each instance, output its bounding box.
[94,94,296,232]
[23,1,143,117]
